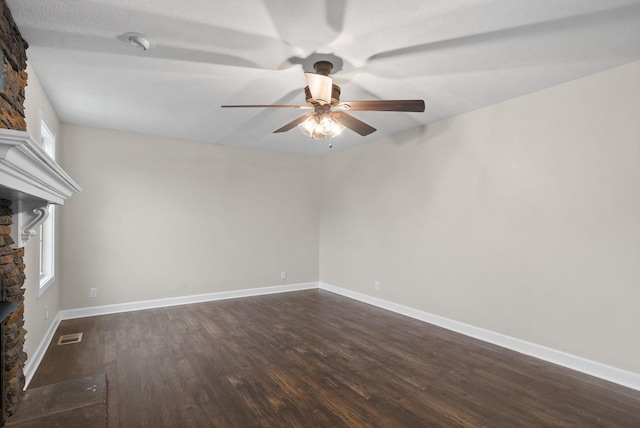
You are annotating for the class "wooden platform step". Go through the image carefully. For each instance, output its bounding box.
[5,373,107,428]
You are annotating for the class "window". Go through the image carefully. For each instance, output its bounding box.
[38,117,56,296]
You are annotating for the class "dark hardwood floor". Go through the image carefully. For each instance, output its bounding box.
[29,289,640,427]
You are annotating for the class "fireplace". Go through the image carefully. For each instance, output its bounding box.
[0,202,25,423]
[0,1,80,424]
[0,120,80,426]
[0,271,19,422]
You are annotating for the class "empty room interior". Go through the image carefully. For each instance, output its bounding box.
[0,1,639,426]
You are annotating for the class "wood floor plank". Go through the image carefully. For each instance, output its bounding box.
[6,374,107,428]
[27,289,640,427]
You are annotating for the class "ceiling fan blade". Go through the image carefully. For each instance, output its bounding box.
[304,73,333,104]
[221,104,311,109]
[332,112,377,136]
[273,113,313,133]
[336,100,425,112]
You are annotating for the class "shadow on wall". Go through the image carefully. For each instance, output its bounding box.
[388,121,452,148]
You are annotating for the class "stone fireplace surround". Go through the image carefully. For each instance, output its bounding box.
[0,0,80,422]
[0,117,80,424]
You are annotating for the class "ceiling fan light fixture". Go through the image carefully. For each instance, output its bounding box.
[298,116,318,137]
[321,116,345,137]
[298,115,326,139]
[304,73,333,105]
[319,115,334,135]
[298,114,344,139]
[311,128,326,140]
[221,56,425,141]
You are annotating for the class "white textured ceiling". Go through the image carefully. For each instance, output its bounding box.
[7,0,640,156]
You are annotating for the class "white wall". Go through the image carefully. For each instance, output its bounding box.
[319,61,640,374]
[58,125,319,308]
[25,58,639,378]
[22,63,62,361]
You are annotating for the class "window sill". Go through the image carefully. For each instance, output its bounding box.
[37,275,55,298]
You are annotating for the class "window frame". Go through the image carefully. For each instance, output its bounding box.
[37,113,56,297]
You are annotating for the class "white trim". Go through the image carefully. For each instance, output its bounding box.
[38,110,56,159]
[0,129,79,204]
[37,274,55,299]
[24,281,640,393]
[19,205,49,245]
[37,115,57,296]
[24,282,317,387]
[59,282,318,320]
[37,205,55,297]
[0,128,80,247]
[319,282,640,392]
[23,311,62,389]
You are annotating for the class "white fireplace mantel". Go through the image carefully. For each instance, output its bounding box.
[0,128,81,248]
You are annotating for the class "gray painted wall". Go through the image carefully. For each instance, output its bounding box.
[57,125,320,308]
[21,60,640,376]
[22,63,63,361]
[319,61,640,373]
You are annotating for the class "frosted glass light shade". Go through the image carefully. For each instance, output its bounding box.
[304,73,333,105]
[298,116,318,137]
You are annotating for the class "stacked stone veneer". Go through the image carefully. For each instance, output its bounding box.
[0,0,29,418]
[0,200,26,416]
[0,0,29,131]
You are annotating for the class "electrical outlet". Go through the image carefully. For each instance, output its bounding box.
[374,281,380,290]
[89,288,97,298]
[281,271,287,280]
[44,305,48,320]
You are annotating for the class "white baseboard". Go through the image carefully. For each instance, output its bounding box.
[59,282,318,320]
[24,280,640,393]
[23,282,317,388]
[319,282,640,392]
[23,311,62,389]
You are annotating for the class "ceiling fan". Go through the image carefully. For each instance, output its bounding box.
[221,61,425,140]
